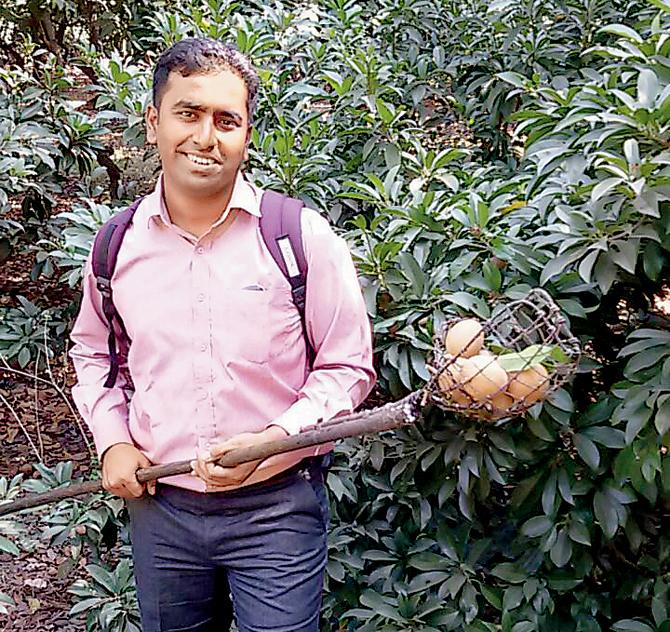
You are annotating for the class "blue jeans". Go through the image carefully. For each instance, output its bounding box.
[126,458,330,632]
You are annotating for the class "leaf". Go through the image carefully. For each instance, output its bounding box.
[593,252,618,294]
[655,396,670,437]
[637,69,659,109]
[550,529,572,568]
[568,520,591,546]
[496,345,555,372]
[598,24,644,42]
[359,590,403,622]
[491,563,528,583]
[399,252,425,296]
[497,72,527,89]
[591,177,622,203]
[612,621,656,632]
[582,426,626,448]
[610,240,639,275]
[85,564,117,594]
[521,516,553,537]
[503,585,524,611]
[408,552,452,572]
[0,536,19,556]
[593,491,619,539]
[574,434,600,470]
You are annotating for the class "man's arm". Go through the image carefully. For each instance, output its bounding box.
[268,208,377,435]
[70,258,154,497]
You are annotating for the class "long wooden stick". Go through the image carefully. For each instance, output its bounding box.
[0,393,420,517]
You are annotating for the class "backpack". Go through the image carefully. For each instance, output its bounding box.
[92,190,310,388]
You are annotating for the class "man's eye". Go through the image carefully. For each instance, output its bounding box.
[215,115,236,128]
[179,111,195,119]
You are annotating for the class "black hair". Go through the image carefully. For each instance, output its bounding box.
[152,38,259,124]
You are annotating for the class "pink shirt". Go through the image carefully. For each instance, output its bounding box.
[70,172,376,491]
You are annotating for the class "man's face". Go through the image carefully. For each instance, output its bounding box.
[146,69,250,200]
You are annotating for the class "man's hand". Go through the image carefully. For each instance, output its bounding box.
[102,442,156,499]
[191,426,289,491]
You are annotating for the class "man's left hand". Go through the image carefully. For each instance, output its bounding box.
[191,426,289,491]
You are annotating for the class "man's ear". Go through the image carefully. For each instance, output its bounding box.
[145,104,159,144]
[244,125,253,161]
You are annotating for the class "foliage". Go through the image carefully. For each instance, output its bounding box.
[1,0,670,631]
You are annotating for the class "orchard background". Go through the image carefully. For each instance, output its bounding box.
[0,1,669,630]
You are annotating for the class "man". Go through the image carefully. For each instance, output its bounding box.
[70,38,375,632]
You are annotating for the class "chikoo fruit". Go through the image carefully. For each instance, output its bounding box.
[507,364,549,404]
[437,358,470,406]
[490,391,514,411]
[459,355,509,402]
[444,319,485,358]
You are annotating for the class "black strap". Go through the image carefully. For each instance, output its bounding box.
[91,200,142,388]
[259,190,313,365]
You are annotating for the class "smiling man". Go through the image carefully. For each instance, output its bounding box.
[69,39,375,632]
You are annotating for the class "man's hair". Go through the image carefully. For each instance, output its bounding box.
[152,38,260,124]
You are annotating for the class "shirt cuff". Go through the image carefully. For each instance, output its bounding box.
[268,397,320,435]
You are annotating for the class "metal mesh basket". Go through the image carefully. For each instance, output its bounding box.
[425,288,581,421]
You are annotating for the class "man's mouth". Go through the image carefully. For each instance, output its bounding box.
[183,153,219,167]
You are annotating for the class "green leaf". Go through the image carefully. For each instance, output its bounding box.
[591,177,622,203]
[399,252,425,296]
[582,426,626,448]
[550,529,572,567]
[359,590,403,622]
[643,242,664,280]
[497,72,527,89]
[638,69,659,109]
[655,396,670,437]
[574,434,600,470]
[612,621,656,632]
[503,585,524,611]
[496,345,555,372]
[408,552,452,572]
[593,491,619,539]
[491,563,528,583]
[0,536,19,556]
[598,24,644,42]
[568,520,591,546]
[521,516,553,537]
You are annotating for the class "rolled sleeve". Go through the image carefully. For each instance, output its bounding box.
[268,209,376,435]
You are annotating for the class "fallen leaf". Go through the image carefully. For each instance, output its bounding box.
[27,597,41,613]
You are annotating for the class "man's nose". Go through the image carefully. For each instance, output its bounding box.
[192,116,216,149]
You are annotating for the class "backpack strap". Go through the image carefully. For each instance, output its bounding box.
[92,198,143,388]
[259,190,313,364]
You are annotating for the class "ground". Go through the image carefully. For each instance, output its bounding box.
[1,212,93,630]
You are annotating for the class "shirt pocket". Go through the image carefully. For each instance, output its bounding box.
[220,287,272,364]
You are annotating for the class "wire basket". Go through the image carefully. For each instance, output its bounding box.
[425,289,581,421]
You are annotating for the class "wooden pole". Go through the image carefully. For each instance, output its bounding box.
[0,393,420,517]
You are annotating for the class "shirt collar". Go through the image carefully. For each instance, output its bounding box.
[141,170,262,230]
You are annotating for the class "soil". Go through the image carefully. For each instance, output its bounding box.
[1,196,94,630]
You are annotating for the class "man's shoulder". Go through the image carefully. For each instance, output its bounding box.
[299,205,336,238]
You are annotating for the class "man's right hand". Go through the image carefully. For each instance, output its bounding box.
[102,443,156,499]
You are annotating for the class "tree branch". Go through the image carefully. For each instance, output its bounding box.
[0,393,422,517]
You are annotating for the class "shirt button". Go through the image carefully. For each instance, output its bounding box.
[200,343,207,352]
[197,293,205,302]
[196,246,205,255]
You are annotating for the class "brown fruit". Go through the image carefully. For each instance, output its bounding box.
[437,359,471,406]
[460,355,509,402]
[490,391,514,411]
[444,319,485,358]
[508,364,550,404]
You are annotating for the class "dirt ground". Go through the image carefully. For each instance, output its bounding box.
[1,213,93,631]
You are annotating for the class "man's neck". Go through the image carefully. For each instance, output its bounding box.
[162,178,236,238]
